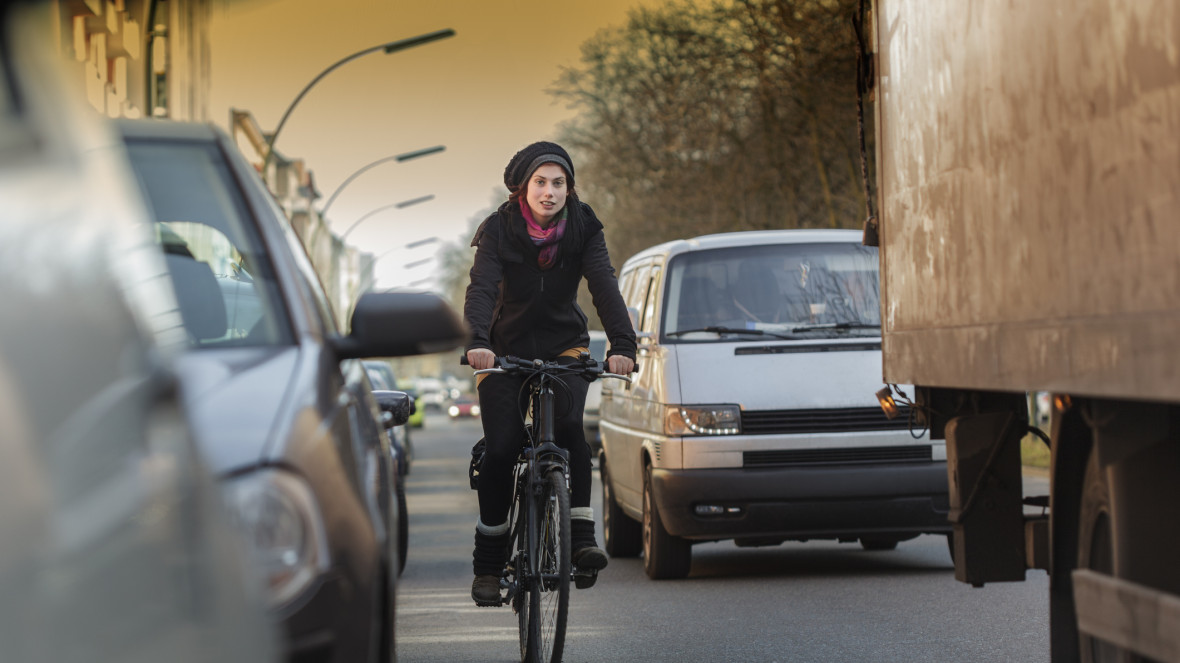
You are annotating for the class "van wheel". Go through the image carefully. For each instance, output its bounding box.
[601,455,641,557]
[642,464,691,579]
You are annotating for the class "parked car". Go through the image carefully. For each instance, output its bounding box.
[117,118,466,662]
[366,365,413,474]
[372,391,414,577]
[0,8,277,661]
[598,230,950,579]
[447,395,481,420]
[365,359,415,463]
[584,330,609,455]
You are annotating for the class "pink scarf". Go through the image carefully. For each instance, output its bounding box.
[519,198,568,270]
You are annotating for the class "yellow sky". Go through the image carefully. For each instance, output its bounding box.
[209,0,670,289]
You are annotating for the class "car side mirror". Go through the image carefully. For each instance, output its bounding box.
[372,390,412,428]
[334,291,467,359]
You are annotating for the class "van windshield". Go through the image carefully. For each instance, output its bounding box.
[662,242,880,341]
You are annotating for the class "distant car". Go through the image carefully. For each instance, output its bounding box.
[415,377,447,411]
[0,13,277,661]
[448,395,481,419]
[405,389,425,428]
[584,330,609,455]
[118,119,465,662]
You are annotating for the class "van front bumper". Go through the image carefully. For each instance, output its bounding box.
[650,462,951,541]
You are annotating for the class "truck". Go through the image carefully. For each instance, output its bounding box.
[866,1,1180,661]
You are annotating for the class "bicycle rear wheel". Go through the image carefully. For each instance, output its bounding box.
[523,468,570,663]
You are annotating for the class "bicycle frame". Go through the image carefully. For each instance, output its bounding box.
[468,355,631,663]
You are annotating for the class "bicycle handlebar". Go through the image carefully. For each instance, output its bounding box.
[460,354,633,384]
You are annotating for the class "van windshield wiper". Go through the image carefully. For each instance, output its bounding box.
[789,322,881,333]
[666,326,796,340]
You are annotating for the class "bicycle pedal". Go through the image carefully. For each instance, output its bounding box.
[572,569,598,589]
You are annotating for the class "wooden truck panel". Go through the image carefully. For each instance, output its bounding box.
[874,0,1180,401]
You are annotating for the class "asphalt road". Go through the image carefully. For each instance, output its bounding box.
[396,414,1049,663]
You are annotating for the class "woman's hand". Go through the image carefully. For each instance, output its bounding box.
[467,348,496,371]
[607,354,635,375]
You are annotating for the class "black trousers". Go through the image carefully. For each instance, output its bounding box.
[475,359,591,527]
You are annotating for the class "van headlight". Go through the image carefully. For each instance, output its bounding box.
[223,468,329,609]
[664,405,741,436]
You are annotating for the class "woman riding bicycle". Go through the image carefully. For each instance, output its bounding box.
[464,141,636,606]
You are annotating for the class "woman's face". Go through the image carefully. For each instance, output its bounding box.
[525,163,568,226]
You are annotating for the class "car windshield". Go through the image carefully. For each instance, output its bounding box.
[124,139,292,348]
[662,242,881,341]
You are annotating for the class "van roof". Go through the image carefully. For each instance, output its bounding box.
[623,229,865,267]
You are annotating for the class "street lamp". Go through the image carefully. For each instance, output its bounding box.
[352,236,441,301]
[339,194,435,241]
[320,145,446,217]
[261,28,456,181]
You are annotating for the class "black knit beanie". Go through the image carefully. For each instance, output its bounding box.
[503,141,575,192]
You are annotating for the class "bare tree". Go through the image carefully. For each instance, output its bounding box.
[552,0,869,263]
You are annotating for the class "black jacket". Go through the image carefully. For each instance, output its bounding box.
[464,200,637,362]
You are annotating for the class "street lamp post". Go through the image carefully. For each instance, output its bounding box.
[261,28,455,183]
[350,236,441,314]
[320,145,445,217]
[339,194,435,242]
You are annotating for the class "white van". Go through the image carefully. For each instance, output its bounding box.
[598,229,950,579]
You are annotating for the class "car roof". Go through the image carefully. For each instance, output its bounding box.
[623,229,866,268]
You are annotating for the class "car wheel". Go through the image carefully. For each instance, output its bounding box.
[642,463,691,579]
[396,486,408,576]
[859,538,899,551]
[601,454,641,557]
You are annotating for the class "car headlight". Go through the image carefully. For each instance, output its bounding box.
[470,405,481,416]
[663,405,741,436]
[222,468,329,609]
[448,405,459,417]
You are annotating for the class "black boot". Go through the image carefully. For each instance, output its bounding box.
[571,517,607,588]
[472,527,510,606]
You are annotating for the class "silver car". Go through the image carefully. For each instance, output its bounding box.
[117,118,466,662]
[0,6,277,662]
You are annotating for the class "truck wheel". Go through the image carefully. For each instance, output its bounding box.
[860,538,899,551]
[601,455,641,557]
[642,463,691,579]
[1076,449,1118,662]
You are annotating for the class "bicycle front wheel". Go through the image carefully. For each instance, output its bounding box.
[524,467,570,663]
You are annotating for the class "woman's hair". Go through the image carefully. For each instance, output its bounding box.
[508,165,577,205]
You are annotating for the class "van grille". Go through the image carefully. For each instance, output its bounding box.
[743,445,932,468]
[741,406,912,435]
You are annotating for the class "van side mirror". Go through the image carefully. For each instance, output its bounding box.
[372,390,411,428]
[333,291,467,359]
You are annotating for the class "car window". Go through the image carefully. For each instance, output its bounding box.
[663,242,881,339]
[640,265,662,333]
[124,139,292,347]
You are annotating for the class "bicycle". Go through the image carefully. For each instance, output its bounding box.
[464,353,631,663]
